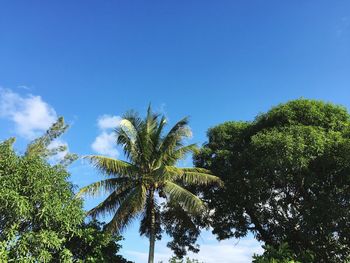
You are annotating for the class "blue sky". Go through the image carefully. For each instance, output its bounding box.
[1,1,350,262]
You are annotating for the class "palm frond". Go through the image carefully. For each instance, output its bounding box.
[137,107,159,164]
[87,184,134,218]
[174,167,223,186]
[179,167,213,174]
[106,185,147,233]
[122,110,143,129]
[146,105,160,134]
[156,144,197,167]
[119,119,138,143]
[116,128,139,162]
[139,195,162,239]
[76,177,132,198]
[163,181,204,213]
[158,166,222,186]
[160,117,191,154]
[116,116,141,161]
[85,155,138,177]
[164,117,190,138]
[150,115,167,166]
[178,171,223,186]
[153,115,167,145]
[172,144,198,161]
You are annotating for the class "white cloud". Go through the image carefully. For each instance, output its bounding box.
[124,233,263,263]
[125,250,170,263]
[91,131,118,157]
[91,115,121,157]
[0,88,57,139]
[97,114,121,130]
[185,238,263,263]
[17,85,31,91]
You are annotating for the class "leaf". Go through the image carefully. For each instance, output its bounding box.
[106,185,147,233]
[76,177,132,198]
[84,155,138,177]
[163,181,204,214]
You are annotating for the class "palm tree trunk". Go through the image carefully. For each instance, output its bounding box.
[148,189,156,263]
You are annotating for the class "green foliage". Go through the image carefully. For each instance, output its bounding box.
[65,220,133,263]
[78,106,222,261]
[252,243,306,263]
[161,202,205,257]
[159,256,204,263]
[25,117,78,166]
[0,138,84,262]
[194,99,350,262]
[253,243,315,263]
[0,119,130,262]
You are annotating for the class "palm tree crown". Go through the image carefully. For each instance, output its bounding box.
[77,106,222,263]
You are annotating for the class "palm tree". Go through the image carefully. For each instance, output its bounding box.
[77,107,222,263]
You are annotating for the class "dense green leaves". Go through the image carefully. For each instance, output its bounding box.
[162,203,206,257]
[252,243,307,263]
[195,99,350,262]
[0,139,84,261]
[66,220,133,263]
[78,106,221,262]
[0,119,130,262]
[7,99,349,262]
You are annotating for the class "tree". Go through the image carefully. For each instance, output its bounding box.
[0,118,130,262]
[77,106,222,263]
[65,220,133,263]
[161,201,209,258]
[0,135,84,261]
[159,256,204,263]
[252,243,302,263]
[194,99,350,262]
[252,243,315,263]
[25,116,78,165]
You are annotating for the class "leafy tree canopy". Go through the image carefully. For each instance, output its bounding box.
[194,99,350,262]
[66,220,133,263]
[252,243,304,263]
[0,118,130,262]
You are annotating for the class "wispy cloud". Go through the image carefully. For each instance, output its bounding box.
[0,88,72,162]
[336,16,350,37]
[0,88,57,139]
[185,238,263,263]
[124,233,263,263]
[17,85,32,91]
[125,250,170,263]
[97,114,121,130]
[91,115,121,157]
